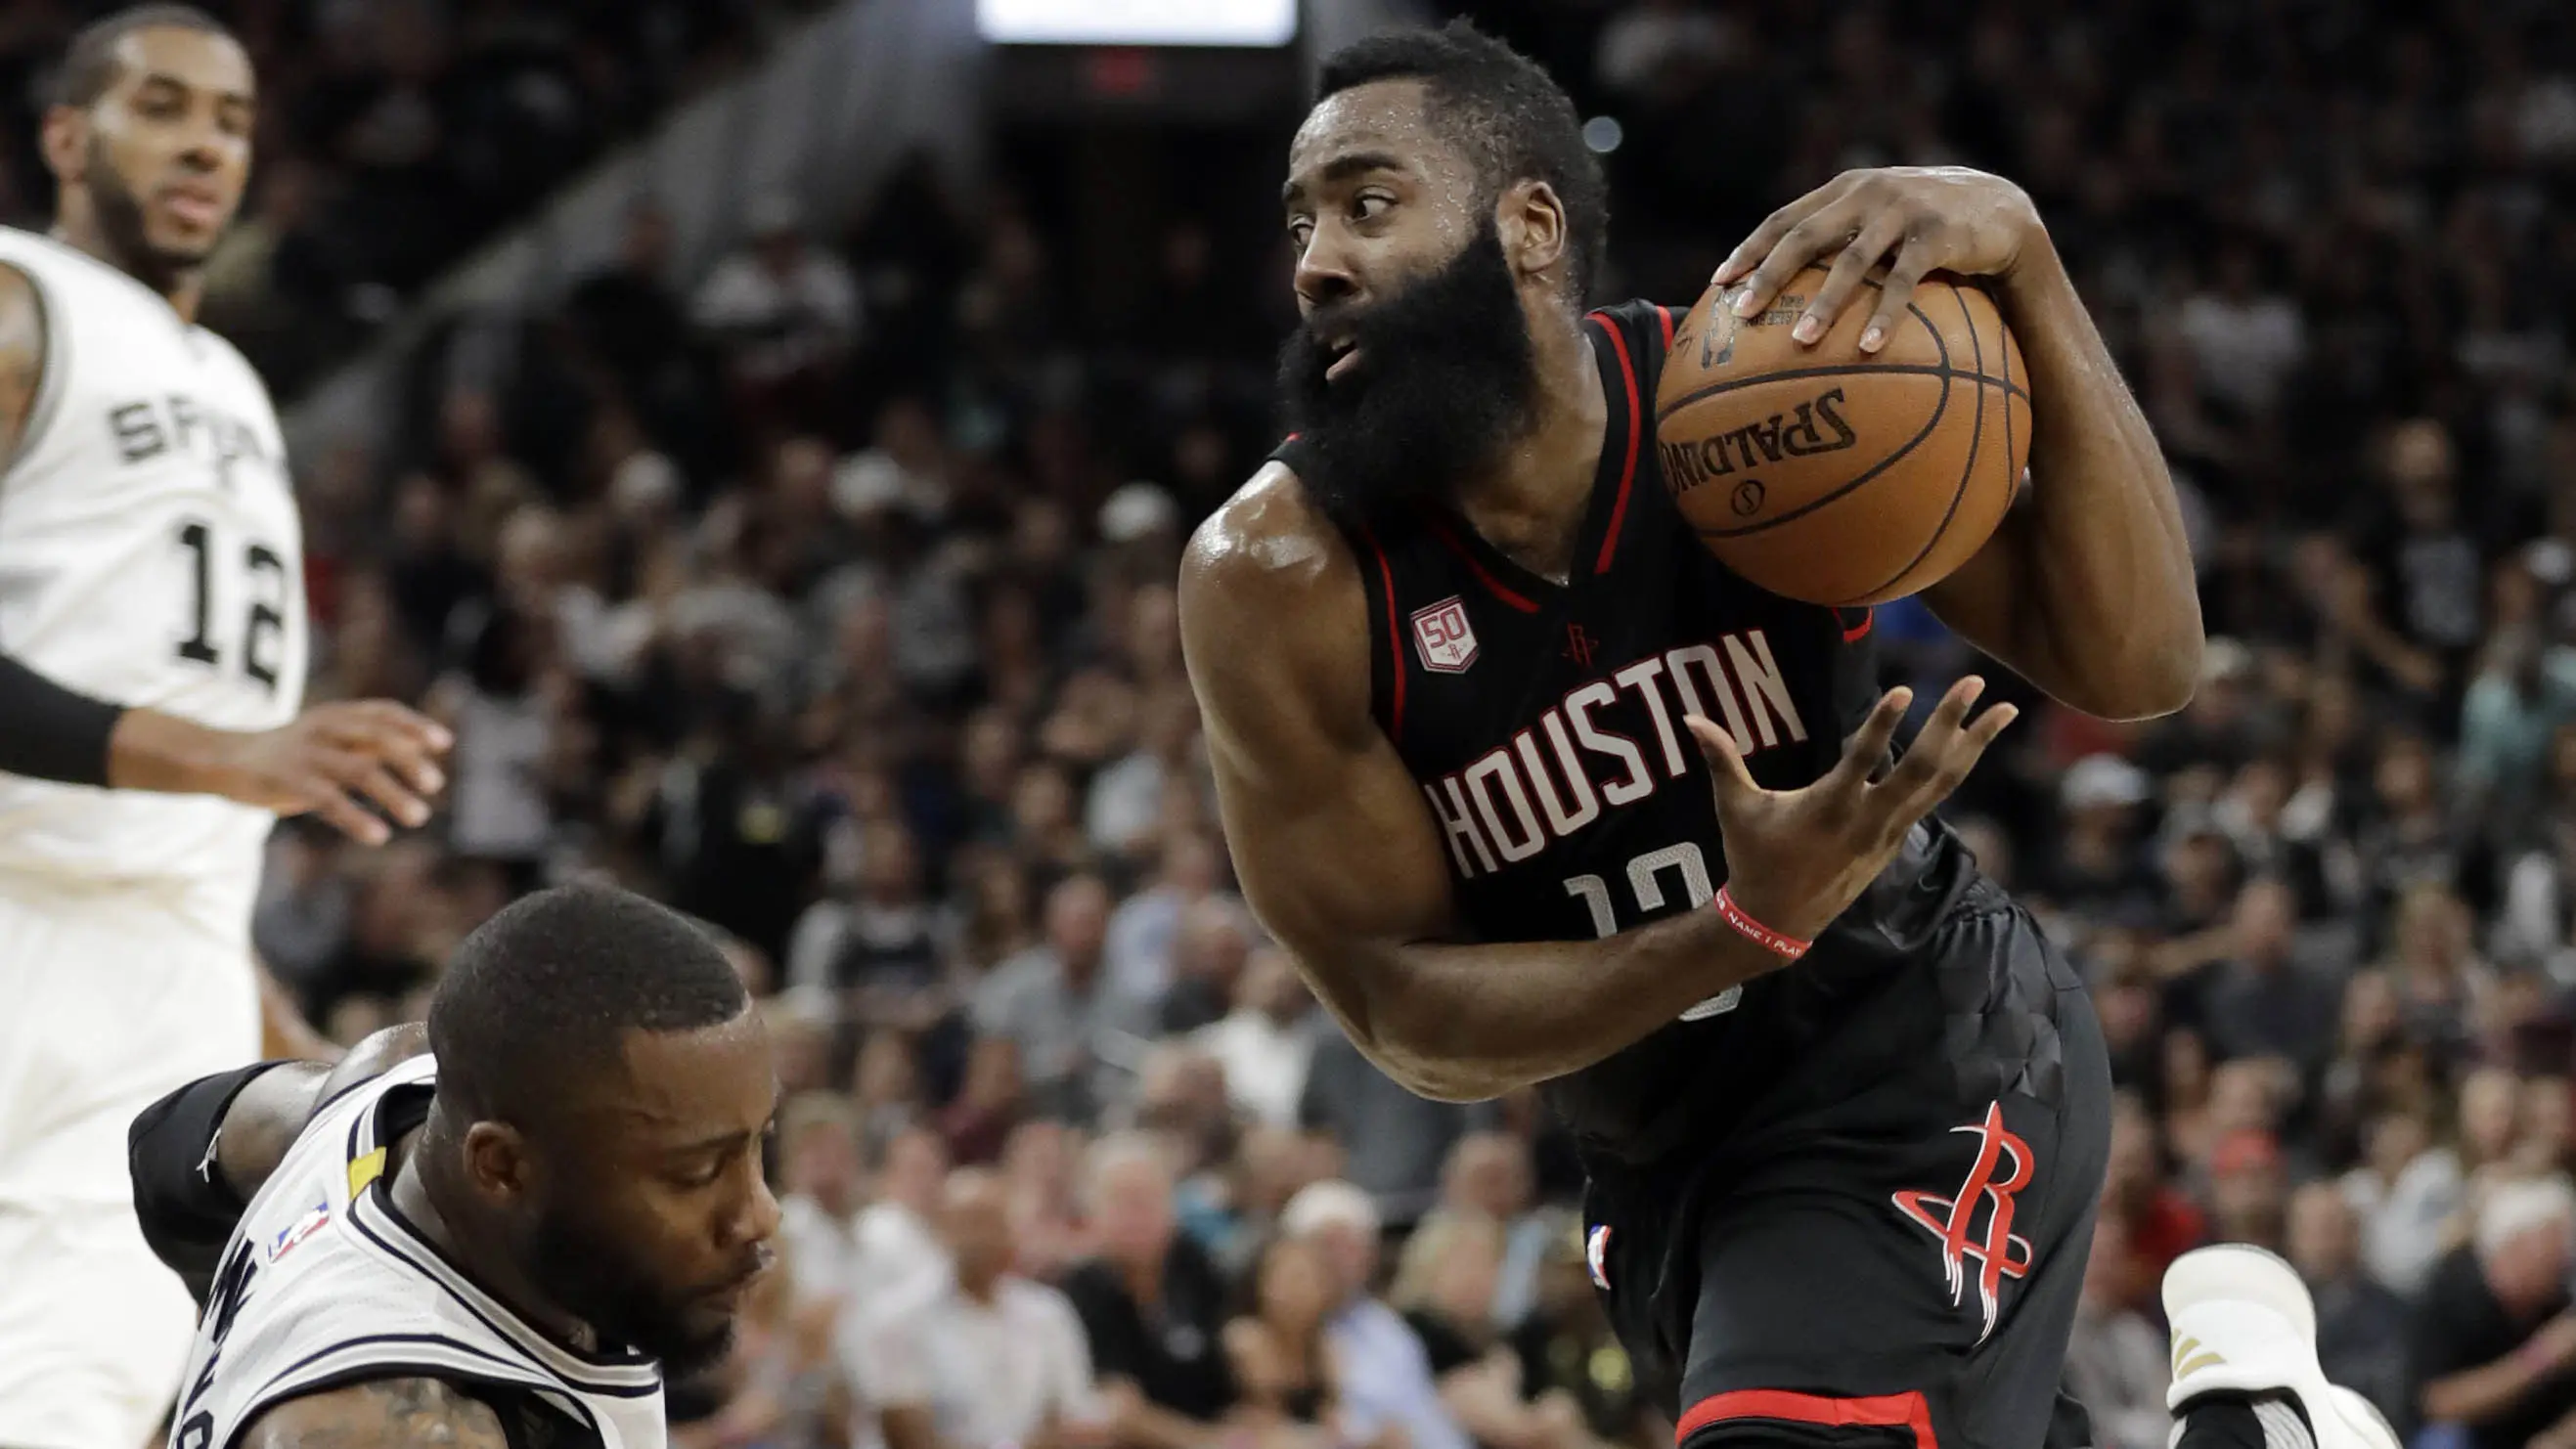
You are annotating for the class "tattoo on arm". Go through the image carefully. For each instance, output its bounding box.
[0,263,45,466]
[242,1377,511,1449]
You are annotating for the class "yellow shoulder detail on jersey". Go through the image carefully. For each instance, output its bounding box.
[347,1147,386,1197]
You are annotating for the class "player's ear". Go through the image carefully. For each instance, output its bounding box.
[461,1120,534,1205]
[39,106,88,186]
[1497,180,1569,284]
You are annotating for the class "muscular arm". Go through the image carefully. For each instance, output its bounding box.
[1921,232,2203,721]
[1179,470,1788,1103]
[240,1377,510,1449]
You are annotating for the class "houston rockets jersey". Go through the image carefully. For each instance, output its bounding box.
[1275,299,1986,1164]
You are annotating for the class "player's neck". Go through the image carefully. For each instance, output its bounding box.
[1451,319,1608,585]
[392,1127,604,1353]
[48,216,204,323]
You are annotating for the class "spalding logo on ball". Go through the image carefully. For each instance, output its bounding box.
[1657,267,2031,607]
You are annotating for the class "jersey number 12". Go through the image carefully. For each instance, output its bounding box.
[1563,841,1743,1021]
[174,519,289,693]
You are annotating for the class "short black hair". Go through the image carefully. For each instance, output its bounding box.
[427,885,749,1124]
[51,4,239,110]
[1316,20,1609,300]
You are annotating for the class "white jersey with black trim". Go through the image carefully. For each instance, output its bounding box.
[0,226,306,908]
[166,1055,667,1449]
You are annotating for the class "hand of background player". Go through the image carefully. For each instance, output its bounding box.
[1709,166,2043,355]
[1686,678,2016,944]
[205,700,452,846]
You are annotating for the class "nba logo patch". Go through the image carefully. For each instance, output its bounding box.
[1411,595,1479,674]
[1585,1224,1613,1291]
[269,1200,332,1263]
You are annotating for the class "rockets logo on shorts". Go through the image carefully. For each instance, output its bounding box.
[1890,1102,2035,1344]
[1411,595,1479,674]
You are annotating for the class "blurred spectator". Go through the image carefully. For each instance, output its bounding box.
[2346,1110,2464,1299]
[1390,1213,1599,1449]
[1195,948,1322,1131]
[846,1168,1105,1449]
[694,194,862,431]
[1279,1180,1472,1449]
[777,1094,865,1309]
[977,874,1163,1121]
[2206,1129,2291,1252]
[1431,1133,1553,1333]
[1159,899,1254,1035]
[1004,1120,1101,1283]
[1224,1234,1378,1448]
[2413,1176,2576,1449]
[852,1126,953,1313]
[2105,1092,2206,1288]
[2061,1214,2169,1449]
[1060,1135,1240,1447]
[787,818,941,1004]
[1104,834,1225,1001]
[2032,757,2157,924]
[2197,876,2343,1071]
[2287,1182,2414,1439]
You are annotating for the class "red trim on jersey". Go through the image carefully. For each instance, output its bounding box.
[1675,1389,1936,1449]
[1359,527,1407,743]
[1592,315,1643,576]
[1655,305,1676,352]
[1424,516,1539,614]
[1842,608,1876,642]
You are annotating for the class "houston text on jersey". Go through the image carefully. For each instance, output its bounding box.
[1421,629,1811,879]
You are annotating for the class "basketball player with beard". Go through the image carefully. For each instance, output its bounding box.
[1184,22,2392,1449]
[0,9,449,1445]
[127,885,780,1448]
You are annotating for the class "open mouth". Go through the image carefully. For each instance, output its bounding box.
[1323,336,1363,381]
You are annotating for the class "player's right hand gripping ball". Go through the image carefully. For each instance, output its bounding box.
[1657,265,2030,607]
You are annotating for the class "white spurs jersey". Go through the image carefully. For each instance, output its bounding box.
[169,1055,666,1449]
[0,226,306,906]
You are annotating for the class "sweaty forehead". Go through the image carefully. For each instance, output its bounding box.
[581,1011,775,1145]
[1286,78,1476,197]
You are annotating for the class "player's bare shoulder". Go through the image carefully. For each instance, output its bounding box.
[1181,459,1360,607]
[238,1377,509,1449]
[1178,461,1371,733]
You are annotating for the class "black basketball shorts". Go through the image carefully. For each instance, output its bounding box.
[1581,899,2112,1449]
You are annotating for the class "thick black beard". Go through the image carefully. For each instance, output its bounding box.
[525,1198,737,1377]
[81,133,204,296]
[1277,218,1538,529]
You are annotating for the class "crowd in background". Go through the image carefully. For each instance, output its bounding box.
[17,0,2576,1446]
[0,0,828,395]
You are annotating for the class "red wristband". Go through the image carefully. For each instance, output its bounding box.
[1712,887,1811,960]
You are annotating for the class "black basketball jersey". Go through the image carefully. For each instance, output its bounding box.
[1274,299,1986,1164]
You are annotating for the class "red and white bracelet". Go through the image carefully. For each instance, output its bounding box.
[1712,887,1812,961]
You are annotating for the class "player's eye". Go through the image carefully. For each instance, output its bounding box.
[1286,216,1314,249]
[1352,193,1395,223]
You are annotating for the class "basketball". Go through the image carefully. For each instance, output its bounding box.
[1655,266,2031,607]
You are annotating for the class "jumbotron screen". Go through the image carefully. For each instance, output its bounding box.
[975,0,1298,47]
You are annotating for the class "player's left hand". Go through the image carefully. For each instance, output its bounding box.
[1710,166,2044,354]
